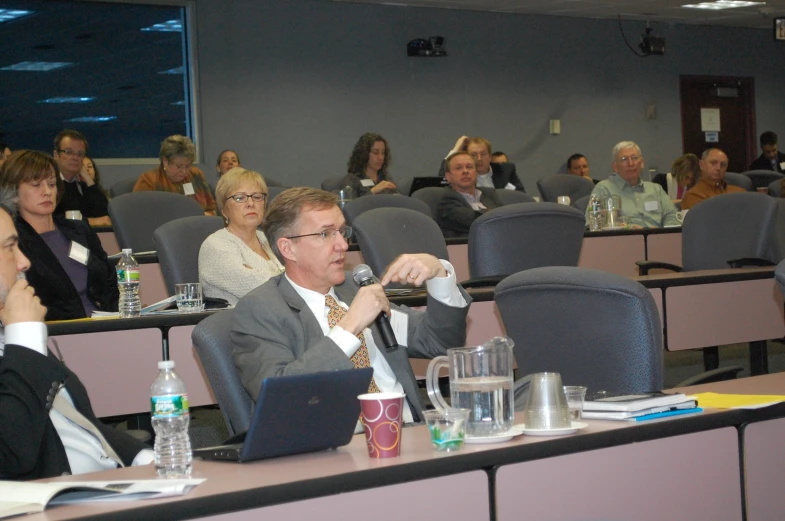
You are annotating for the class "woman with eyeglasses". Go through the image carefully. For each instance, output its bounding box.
[198,168,283,305]
[0,150,118,320]
[133,134,216,215]
[338,133,399,197]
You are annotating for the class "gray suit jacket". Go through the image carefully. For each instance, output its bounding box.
[231,273,471,422]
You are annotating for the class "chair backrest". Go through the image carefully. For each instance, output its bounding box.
[681,192,778,271]
[191,309,253,436]
[536,174,594,203]
[742,170,785,190]
[264,176,285,187]
[153,216,225,295]
[767,178,783,197]
[776,258,785,301]
[495,266,663,394]
[268,185,289,202]
[572,194,591,214]
[468,203,585,279]
[109,178,137,198]
[353,207,448,276]
[410,187,446,220]
[342,194,432,226]
[108,191,205,252]
[321,175,346,192]
[496,190,537,206]
[724,172,754,192]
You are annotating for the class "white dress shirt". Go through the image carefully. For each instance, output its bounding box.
[0,322,153,474]
[476,171,494,188]
[458,189,488,212]
[286,260,466,423]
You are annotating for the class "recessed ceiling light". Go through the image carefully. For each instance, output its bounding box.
[682,1,765,10]
[39,96,95,104]
[66,116,116,123]
[0,9,32,23]
[141,19,182,32]
[158,66,184,75]
[0,61,72,72]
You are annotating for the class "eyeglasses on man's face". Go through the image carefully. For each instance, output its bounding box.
[616,155,641,164]
[58,149,86,159]
[286,226,353,242]
[226,192,267,204]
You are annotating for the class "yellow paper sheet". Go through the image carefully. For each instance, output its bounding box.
[692,392,785,409]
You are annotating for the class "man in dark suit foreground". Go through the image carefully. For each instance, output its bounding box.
[231,187,470,424]
[749,131,785,172]
[437,151,503,238]
[0,188,150,480]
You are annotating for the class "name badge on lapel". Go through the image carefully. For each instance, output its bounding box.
[69,242,90,265]
[644,200,659,212]
[183,182,195,196]
[360,179,375,187]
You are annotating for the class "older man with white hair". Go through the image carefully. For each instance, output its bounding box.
[586,141,679,228]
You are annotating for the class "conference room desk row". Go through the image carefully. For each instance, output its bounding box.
[28,373,785,521]
[97,226,683,286]
[48,267,784,419]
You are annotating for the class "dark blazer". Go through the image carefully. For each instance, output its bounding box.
[16,215,119,321]
[749,152,785,172]
[436,186,503,238]
[55,180,109,218]
[439,160,526,192]
[0,344,148,480]
[231,273,470,423]
[337,171,400,198]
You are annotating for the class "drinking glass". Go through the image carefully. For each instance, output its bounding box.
[175,283,204,313]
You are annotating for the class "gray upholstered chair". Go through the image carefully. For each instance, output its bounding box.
[724,172,753,192]
[410,187,446,220]
[495,266,741,399]
[767,178,783,197]
[496,267,664,395]
[465,203,585,286]
[153,216,225,295]
[192,309,253,437]
[109,178,137,198]
[264,176,285,188]
[321,175,347,192]
[108,191,205,252]
[352,207,448,277]
[639,192,778,273]
[536,174,594,203]
[342,194,432,226]
[742,170,785,190]
[496,190,537,206]
[776,258,785,301]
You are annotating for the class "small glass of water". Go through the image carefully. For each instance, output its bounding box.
[563,385,588,420]
[175,283,204,313]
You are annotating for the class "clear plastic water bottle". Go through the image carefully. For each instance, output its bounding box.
[588,194,602,232]
[116,248,141,318]
[151,360,192,478]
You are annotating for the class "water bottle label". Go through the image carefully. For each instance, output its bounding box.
[117,267,140,283]
[151,394,189,418]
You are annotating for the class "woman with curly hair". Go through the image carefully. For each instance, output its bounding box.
[338,133,399,197]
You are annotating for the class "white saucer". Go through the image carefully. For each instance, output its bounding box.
[512,421,588,436]
[464,427,526,444]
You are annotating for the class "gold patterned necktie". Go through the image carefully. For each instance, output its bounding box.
[325,295,380,394]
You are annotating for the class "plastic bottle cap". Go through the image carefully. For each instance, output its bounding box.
[122,248,132,254]
[158,360,175,369]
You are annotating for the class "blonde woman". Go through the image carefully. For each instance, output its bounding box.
[198,169,283,305]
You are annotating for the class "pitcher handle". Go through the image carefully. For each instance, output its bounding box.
[426,356,450,411]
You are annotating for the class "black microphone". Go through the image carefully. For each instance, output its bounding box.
[352,264,398,352]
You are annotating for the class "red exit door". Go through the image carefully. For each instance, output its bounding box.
[679,75,756,173]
